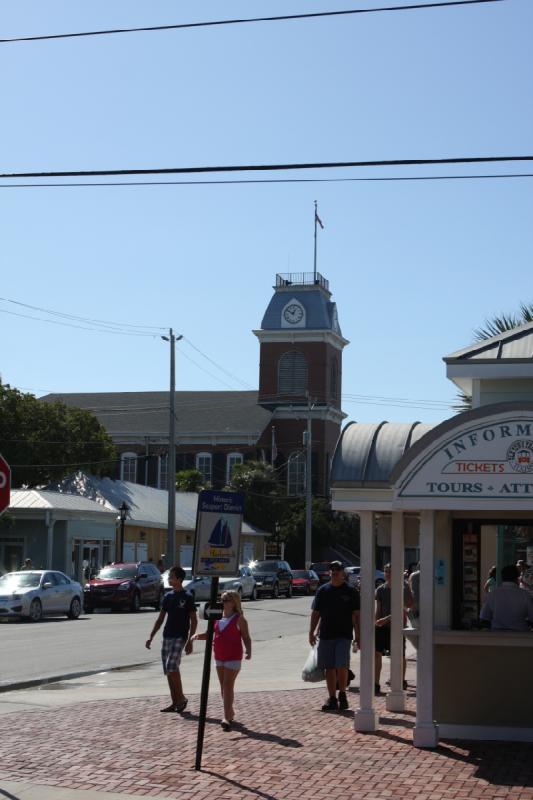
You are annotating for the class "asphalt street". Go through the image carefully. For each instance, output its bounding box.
[0,595,314,687]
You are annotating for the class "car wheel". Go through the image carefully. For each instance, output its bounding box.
[67,597,82,619]
[272,582,279,599]
[153,590,164,611]
[130,592,141,613]
[29,598,43,622]
[250,585,257,601]
[286,583,292,598]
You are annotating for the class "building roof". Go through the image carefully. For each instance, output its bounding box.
[48,472,268,537]
[444,320,533,362]
[40,391,272,440]
[260,275,342,335]
[330,421,435,487]
[9,489,117,517]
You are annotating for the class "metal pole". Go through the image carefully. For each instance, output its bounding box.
[305,400,312,569]
[119,518,125,562]
[195,575,219,771]
[313,200,318,282]
[167,329,176,566]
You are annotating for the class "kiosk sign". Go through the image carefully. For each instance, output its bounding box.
[193,490,244,577]
[394,413,533,508]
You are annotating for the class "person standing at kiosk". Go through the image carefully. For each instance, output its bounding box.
[480,564,533,631]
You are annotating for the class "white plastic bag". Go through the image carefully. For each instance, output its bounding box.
[301,644,325,683]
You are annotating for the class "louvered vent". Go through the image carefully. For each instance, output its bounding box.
[278,351,308,395]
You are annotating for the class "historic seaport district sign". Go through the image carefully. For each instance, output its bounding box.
[193,489,244,577]
[0,453,11,515]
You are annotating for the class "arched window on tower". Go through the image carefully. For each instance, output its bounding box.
[278,351,308,396]
[287,451,306,496]
[330,358,338,400]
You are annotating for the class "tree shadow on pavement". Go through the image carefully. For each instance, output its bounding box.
[201,769,280,800]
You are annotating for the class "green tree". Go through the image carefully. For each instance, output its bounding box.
[454,302,533,412]
[279,498,359,567]
[227,460,284,533]
[175,468,206,492]
[0,381,116,487]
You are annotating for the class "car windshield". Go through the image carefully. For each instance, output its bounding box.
[252,561,278,573]
[0,572,41,589]
[311,563,330,571]
[291,570,308,578]
[97,566,137,580]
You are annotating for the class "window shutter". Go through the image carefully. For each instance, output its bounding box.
[278,351,308,395]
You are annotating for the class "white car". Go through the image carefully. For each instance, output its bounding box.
[0,570,83,622]
[191,565,258,601]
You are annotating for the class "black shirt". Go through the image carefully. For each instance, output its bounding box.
[312,582,360,639]
[162,590,196,639]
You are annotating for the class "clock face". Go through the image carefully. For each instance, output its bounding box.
[283,304,304,324]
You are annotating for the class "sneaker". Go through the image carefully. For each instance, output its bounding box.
[321,696,338,712]
[338,691,349,710]
[374,683,381,695]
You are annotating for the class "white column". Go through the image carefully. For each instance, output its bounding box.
[413,509,439,748]
[355,510,379,732]
[386,511,406,712]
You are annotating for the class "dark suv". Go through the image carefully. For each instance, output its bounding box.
[83,562,164,613]
[250,560,293,598]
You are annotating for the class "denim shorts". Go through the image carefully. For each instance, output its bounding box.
[317,638,351,669]
[215,659,241,671]
[161,637,185,674]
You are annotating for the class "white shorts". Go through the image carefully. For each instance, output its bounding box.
[215,660,241,671]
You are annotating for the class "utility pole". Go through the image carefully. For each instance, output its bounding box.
[304,397,313,568]
[161,329,182,567]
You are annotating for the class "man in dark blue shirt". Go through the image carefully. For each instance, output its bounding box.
[146,566,197,713]
[309,561,360,711]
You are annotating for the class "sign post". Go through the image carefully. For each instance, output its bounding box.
[0,454,11,517]
[193,490,244,771]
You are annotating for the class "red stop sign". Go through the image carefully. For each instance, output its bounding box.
[0,453,11,515]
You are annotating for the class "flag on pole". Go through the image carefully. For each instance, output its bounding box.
[271,426,278,465]
[315,210,324,229]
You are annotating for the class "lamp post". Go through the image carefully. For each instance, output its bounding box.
[161,329,183,567]
[118,501,128,562]
[275,522,281,559]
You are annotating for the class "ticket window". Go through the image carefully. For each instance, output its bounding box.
[452,521,533,628]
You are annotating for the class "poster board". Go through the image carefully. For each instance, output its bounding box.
[193,490,244,577]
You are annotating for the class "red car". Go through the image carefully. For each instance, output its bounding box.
[290,569,320,595]
[310,562,332,585]
[83,562,164,613]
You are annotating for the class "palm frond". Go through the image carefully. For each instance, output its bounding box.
[519,303,533,324]
[474,313,519,341]
[452,392,472,413]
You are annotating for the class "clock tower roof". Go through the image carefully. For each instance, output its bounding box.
[260,272,343,336]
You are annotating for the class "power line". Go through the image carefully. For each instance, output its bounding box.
[1,172,533,189]
[1,155,531,181]
[183,337,253,390]
[0,306,159,337]
[0,1,507,45]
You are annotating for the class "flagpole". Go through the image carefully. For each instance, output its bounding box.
[313,200,318,282]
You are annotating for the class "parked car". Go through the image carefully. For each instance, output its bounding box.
[250,560,293,598]
[190,565,258,601]
[0,570,83,622]
[83,562,164,613]
[345,566,386,589]
[310,562,333,584]
[290,569,319,595]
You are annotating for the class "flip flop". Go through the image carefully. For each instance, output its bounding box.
[160,704,176,713]
[175,699,188,713]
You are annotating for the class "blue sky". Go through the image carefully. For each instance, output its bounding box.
[1,0,532,424]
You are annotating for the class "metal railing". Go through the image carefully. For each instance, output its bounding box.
[275,272,329,291]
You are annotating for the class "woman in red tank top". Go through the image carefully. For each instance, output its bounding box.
[192,590,252,731]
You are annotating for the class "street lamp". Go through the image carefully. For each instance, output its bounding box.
[118,501,129,562]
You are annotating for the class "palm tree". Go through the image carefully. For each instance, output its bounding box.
[454,302,533,412]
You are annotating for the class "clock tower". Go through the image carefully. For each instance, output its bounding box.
[253,272,348,496]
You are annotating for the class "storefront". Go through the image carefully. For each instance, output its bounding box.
[331,322,533,746]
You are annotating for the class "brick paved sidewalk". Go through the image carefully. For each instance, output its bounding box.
[1,688,532,800]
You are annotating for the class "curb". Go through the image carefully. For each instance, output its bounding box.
[0,661,151,694]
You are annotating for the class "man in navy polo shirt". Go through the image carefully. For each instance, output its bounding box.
[146,566,197,713]
[309,561,360,711]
